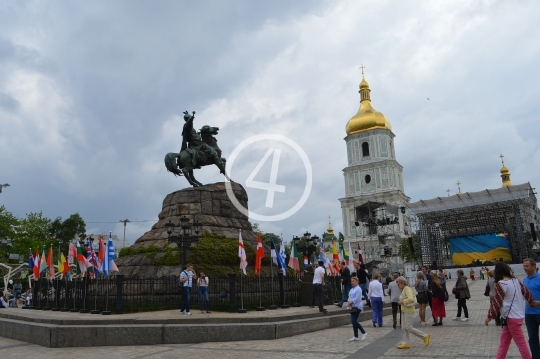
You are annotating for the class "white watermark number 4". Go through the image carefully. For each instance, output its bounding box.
[245,148,286,208]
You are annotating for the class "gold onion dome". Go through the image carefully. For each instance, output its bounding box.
[499,154,512,187]
[345,74,392,135]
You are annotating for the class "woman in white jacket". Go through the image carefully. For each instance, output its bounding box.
[368,272,385,327]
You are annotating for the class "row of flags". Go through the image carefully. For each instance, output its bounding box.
[28,232,119,280]
[237,231,363,276]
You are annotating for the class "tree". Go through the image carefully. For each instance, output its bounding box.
[0,206,19,261]
[398,235,421,265]
[13,212,53,258]
[50,213,86,250]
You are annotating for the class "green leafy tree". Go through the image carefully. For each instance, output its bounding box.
[398,234,421,265]
[50,213,86,250]
[0,206,19,261]
[14,212,53,258]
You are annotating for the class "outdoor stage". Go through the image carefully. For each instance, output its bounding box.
[0,304,392,348]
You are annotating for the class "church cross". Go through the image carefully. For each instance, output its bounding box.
[328,215,331,227]
[360,64,365,74]
[499,153,505,166]
[446,188,451,197]
[456,181,462,194]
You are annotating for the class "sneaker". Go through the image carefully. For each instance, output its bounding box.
[398,344,410,349]
[336,304,343,307]
[349,337,359,341]
[180,310,185,314]
[460,317,468,322]
[206,311,211,314]
[423,334,430,347]
[361,333,367,340]
[452,317,460,321]
[185,312,192,315]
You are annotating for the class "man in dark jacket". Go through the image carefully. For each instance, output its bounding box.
[337,260,352,307]
[357,263,371,307]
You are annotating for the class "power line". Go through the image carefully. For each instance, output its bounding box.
[85,220,158,224]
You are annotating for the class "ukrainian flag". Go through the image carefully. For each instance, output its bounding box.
[450,233,511,265]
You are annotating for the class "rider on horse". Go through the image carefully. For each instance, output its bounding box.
[181,111,224,172]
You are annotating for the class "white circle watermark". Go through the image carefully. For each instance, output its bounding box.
[225,134,312,222]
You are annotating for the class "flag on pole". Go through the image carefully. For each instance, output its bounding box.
[33,251,40,279]
[68,242,77,265]
[39,247,48,273]
[238,230,248,275]
[28,250,34,270]
[47,245,55,279]
[270,235,278,265]
[319,247,334,275]
[254,233,264,275]
[98,235,106,271]
[348,241,355,273]
[107,232,119,274]
[303,256,308,268]
[357,242,364,265]
[76,241,93,276]
[279,237,287,276]
[331,240,340,271]
[288,239,300,274]
[270,235,286,274]
[60,253,70,276]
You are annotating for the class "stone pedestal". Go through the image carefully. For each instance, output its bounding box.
[116,182,258,277]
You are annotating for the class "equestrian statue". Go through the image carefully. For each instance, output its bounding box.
[164,111,230,187]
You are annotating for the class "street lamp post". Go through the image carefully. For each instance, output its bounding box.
[165,217,202,270]
[292,232,318,265]
[119,219,130,249]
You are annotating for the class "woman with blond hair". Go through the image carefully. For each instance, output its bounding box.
[430,272,447,326]
[415,272,429,325]
[396,276,430,349]
[368,272,385,327]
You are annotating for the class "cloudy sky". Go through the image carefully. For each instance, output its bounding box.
[1,0,539,244]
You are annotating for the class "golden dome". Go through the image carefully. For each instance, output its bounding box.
[499,155,512,187]
[345,74,392,135]
[500,166,509,174]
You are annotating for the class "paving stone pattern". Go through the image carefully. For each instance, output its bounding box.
[0,277,527,358]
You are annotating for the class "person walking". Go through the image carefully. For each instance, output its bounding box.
[523,258,540,358]
[313,261,327,313]
[346,277,367,341]
[396,276,430,349]
[357,264,371,307]
[415,272,429,325]
[486,262,538,359]
[197,270,210,314]
[430,272,447,326]
[470,268,475,281]
[388,273,402,329]
[452,269,470,321]
[179,264,197,315]
[337,260,352,307]
[369,272,385,327]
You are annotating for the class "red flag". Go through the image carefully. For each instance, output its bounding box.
[33,250,40,279]
[47,246,55,278]
[255,233,265,275]
[357,242,364,265]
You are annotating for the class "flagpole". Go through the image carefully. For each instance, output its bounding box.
[237,269,247,313]
[269,257,277,310]
[61,275,69,312]
[91,274,100,314]
[69,276,78,312]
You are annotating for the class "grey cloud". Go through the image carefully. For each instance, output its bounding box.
[0,93,20,112]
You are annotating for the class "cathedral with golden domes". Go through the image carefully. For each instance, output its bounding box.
[339,70,410,267]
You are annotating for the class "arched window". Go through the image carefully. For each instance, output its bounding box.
[362,142,370,157]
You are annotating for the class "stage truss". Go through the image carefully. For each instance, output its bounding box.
[408,183,540,268]
[352,201,408,272]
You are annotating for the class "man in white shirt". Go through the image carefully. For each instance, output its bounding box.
[313,261,327,313]
[179,263,197,315]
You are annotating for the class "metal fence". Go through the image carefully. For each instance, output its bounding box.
[29,273,340,314]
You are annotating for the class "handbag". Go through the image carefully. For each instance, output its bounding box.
[500,279,518,327]
[349,307,360,314]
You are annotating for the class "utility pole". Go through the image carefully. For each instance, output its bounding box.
[119,219,130,248]
[0,183,10,193]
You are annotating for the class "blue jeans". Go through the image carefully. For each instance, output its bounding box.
[350,311,366,338]
[181,286,192,313]
[359,283,370,305]
[525,314,540,359]
[198,286,209,311]
[339,285,351,306]
[371,296,383,326]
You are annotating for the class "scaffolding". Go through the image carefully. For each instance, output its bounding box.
[352,201,406,272]
[408,183,540,267]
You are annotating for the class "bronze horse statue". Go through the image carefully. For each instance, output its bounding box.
[164,121,230,187]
